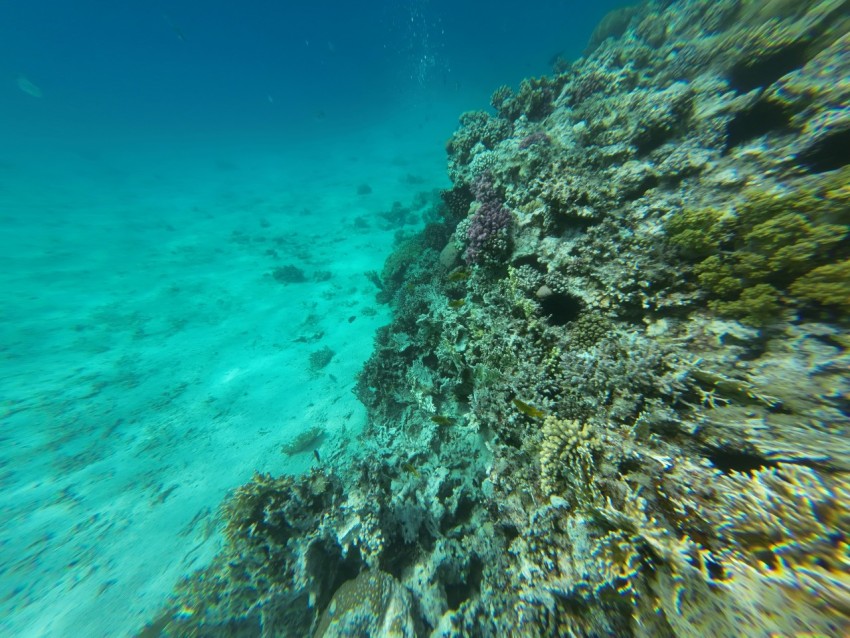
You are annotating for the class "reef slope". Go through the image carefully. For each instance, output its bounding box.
[147,1,850,636]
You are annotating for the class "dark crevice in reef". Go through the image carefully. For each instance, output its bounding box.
[705,447,777,474]
[540,292,584,326]
[308,543,362,614]
[725,98,794,150]
[622,173,660,201]
[440,493,477,534]
[382,532,424,577]
[444,555,484,611]
[727,40,809,94]
[636,126,679,157]
[797,127,850,173]
[512,254,546,272]
[550,214,596,239]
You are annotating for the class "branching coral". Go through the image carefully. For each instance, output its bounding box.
[666,167,850,324]
[539,415,598,498]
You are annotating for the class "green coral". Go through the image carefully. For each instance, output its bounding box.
[790,259,850,310]
[446,110,512,163]
[666,206,731,256]
[666,167,850,325]
[708,283,782,327]
[489,76,564,122]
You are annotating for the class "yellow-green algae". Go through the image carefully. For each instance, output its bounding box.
[667,166,850,325]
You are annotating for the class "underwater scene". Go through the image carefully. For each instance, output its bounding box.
[1,0,849,636]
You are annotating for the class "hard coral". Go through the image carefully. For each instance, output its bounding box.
[464,171,513,265]
[314,570,415,638]
[666,168,850,325]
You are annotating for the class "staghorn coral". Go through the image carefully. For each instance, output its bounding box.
[490,76,564,122]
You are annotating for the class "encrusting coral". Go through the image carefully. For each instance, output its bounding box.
[140,1,850,636]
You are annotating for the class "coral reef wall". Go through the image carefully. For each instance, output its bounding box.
[146,1,850,636]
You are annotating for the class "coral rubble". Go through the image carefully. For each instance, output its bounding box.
[143,1,850,636]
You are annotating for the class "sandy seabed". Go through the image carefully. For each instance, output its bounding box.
[0,114,451,637]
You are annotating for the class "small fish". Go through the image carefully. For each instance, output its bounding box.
[430,415,454,426]
[448,299,465,309]
[401,462,420,478]
[513,398,546,418]
[348,315,356,323]
[313,449,321,463]
[447,269,470,282]
[162,14,186,42]
[16,76,42,98]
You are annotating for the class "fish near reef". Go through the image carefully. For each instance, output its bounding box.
[447,269,470,282]
[401,462,420,478]
[430,415,455,426]
[513,398,546,418]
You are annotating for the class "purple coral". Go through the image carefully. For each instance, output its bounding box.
[518,132,551,150]
[464,172,512,264]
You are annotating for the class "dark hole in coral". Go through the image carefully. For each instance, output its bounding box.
[705,447,776,474]
[418,524,437,552]
[437,480,456,501]
[512,254,546,272]
[502,524,520,542]
[549,214,596,239]
[635,125,675,156]
[797,127,850,173]
[727,41,809,94]
[444,555,484,610]
[754,548,778,570]
[541,292,584,326]
[454,368,475,402]
[725,98,793,150]
[308,542,362,615]
[704,558,725,581]
[623,174,660,201]
[441,494,476,534]
[617,457,643,476]
[383,530,426,576]
[500,427,523,449]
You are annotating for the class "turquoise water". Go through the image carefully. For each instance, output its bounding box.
[0,2,622,636]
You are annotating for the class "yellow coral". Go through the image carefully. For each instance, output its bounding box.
[539,416,597,497]
[666,169,850,324]
[790,258,850,309]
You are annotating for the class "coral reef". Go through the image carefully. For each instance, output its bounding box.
[463,171,513,265]
[141,1,850,636]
